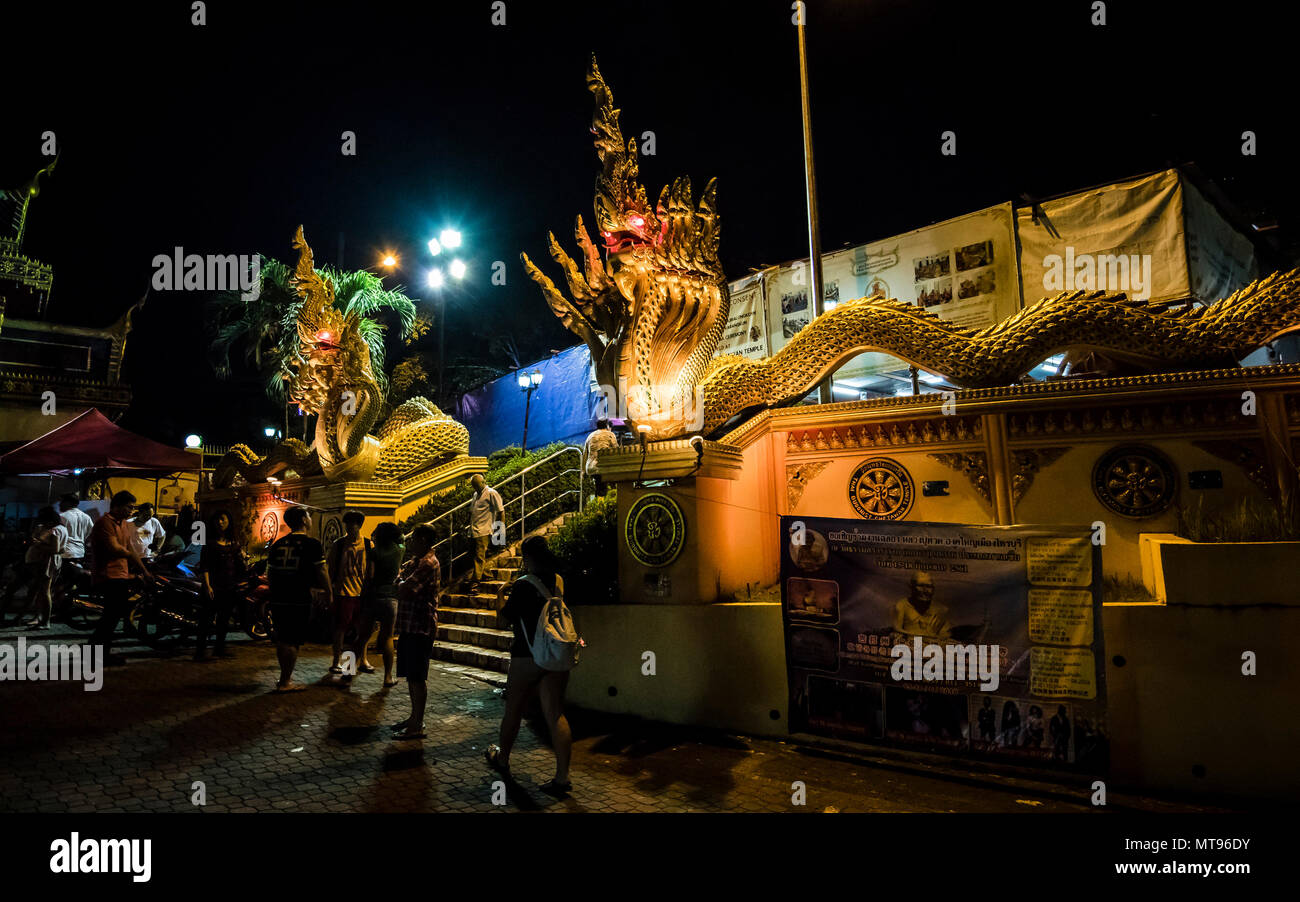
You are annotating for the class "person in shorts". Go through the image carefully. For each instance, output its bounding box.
[266,506,330,692]
[327,510,371,675]
[352,521,403,687]
[390,525,440,740]
[484,535,573,795]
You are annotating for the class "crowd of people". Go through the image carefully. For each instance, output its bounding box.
[1,477,576,795]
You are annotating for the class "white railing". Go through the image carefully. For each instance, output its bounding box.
[421,445,584,579]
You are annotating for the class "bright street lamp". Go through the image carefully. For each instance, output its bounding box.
[427,238,442,256]
[184,434,202,449]
[381,253,397,268]
[427,268,445,289]
[449,259,466,279]
[518,370,543,451]
[440,229,462,249]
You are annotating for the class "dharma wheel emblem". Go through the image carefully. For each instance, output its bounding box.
[1092,444,1177,518]
[849,458,915,520]
[259,511,280,543]
[625,492,687,568]
[321,516,342,548]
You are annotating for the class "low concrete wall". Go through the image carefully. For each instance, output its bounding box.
[1103,602,1300,800]
[568,602,789,737]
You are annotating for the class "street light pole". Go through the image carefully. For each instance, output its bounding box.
[797,8,833,405]
[518,370,542,452]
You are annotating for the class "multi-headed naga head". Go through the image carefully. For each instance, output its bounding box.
[284,226,377,418]
[523,57,730,440]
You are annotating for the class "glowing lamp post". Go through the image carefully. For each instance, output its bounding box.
[518,370,542,452]
[425,227,469,405]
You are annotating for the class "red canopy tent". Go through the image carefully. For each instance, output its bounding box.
[0,409,199,477]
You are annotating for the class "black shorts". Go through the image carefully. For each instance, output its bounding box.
[271,603,312,646]
[396,633,433,681]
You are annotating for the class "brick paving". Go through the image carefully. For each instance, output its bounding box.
[0,626,1229,813]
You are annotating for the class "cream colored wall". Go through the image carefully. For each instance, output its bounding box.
[1103,603,1300,800]
[568,602,789,736]
[1014,440,1270,581]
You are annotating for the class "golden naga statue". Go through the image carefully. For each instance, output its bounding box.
[213,227,469,487]
[526,58,1300,439]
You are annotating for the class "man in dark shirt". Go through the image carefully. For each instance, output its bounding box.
[265,506,330,692]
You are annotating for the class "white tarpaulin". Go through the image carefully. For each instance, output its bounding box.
[1016,169,1189,305]
[1182,178,1258,302]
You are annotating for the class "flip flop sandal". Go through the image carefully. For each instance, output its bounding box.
[274,684,308,693]
[328,665,343,674]
[358,664,377,674]
[383,680,399,688]
[539,779,572,796]
[395,728,426,740]
[484,745,511,777]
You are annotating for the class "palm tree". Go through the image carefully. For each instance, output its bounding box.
[207,256,420,404]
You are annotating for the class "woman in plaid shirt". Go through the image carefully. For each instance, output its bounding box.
[391,524,440,740]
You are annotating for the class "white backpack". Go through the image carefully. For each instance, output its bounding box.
[517,574,581,672]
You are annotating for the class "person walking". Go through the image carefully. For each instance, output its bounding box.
[583,417,619,497]
[466,475,504,593]
[391,525,440,740]
[352,521,403,687]
[21,507,67,630]
[88,491,155,665]
[58,494,93,566]
[484,535,573,796]
[266,506,330,692]
[328,510,372,675]
[195,510,247,661]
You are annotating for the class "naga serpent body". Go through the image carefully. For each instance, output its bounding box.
[527,59,1300,440]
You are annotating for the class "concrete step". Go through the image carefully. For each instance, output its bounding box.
[436,606,504,629]
[430,659,507,688]
[443,589,506,609]
[437,623,513,652]
[431,639,511,673]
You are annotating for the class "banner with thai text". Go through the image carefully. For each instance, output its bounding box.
[781,516,1108,769]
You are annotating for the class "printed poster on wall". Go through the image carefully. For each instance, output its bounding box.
[780,516,1108,770]
[714,271,770,360]
[764,203,1021,380]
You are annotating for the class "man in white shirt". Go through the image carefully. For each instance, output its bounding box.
[133,503,166,558]
[58,494,93,564]
[583,418,619,497]
[467,474,504,592]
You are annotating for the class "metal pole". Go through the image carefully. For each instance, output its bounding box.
[521,387,533,452]
[798,11,833,405]
[437,296,446,407]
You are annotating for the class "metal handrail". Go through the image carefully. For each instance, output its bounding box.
[422,445,584,579]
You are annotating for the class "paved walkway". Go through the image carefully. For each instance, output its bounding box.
[0,627,1230,813]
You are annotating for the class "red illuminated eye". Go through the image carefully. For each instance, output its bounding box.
[316,330,332,342]
[628,214,645,229]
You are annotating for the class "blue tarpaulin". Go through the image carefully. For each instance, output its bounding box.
[455,343,598,456]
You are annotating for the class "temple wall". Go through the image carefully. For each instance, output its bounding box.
[567,602,789,736]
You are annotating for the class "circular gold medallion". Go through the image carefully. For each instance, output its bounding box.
[625,492,687,568]
[1092,444,1176,518]
[848,458,915,520]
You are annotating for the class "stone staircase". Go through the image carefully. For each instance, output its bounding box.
[430,511,577,680]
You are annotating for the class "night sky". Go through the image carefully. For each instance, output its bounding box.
[4,0,1297,446]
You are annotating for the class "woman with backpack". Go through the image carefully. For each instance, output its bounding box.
[484,535,574,796]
